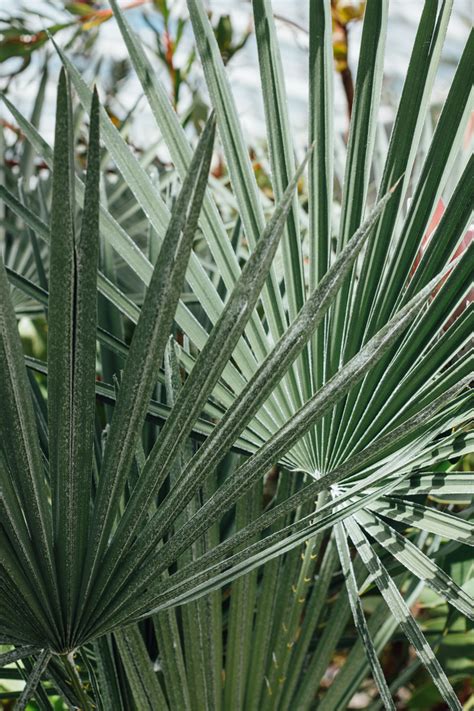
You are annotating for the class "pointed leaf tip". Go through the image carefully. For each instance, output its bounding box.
[389,173,405,193]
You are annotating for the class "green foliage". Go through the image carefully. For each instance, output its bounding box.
[0,0,472,709]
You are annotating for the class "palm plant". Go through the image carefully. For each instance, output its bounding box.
[1,0,473,708]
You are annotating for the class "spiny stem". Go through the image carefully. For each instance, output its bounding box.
[62,652,94,711]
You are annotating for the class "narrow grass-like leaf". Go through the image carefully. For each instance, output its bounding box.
[253,0,312,439]
[93,637,125,710]
[244,476,294,711]
[1,92,152,283]
[344,516,461,710]
[279,540,338,710]
[308,0,333,409]
[152,340,192,711]
[47,68,77,633]
[0,459,60,643]
[17,182,48,293]
[368,497,474,545]
[0,243,57,635]
[374,29,473,327]
[356,508,474,618]
[329,244,472,468]
[334,521,395,710]
[15,648,51,711]
[186,0,288,344]
[48,72,100,642]
[329,0,387,380]
[0,647,38,667]
[66,87,100,622]
[19,60,48,183]
[391,472,474,497]
[346,0,453,360]
[318,576,426,711]
[224,485,260,711]
[253,0,305,324]
[152,611,191,711]
[403,153,474,302]
[114,627,168,710]
[292,577,352,710]
[261,495,326,711]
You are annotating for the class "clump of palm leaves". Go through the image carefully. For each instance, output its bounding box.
[0,0,472,709]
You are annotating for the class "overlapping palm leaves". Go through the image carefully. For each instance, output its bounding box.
[0,0,472,708]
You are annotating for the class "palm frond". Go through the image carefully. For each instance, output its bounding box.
[0,1,472,708]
